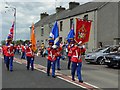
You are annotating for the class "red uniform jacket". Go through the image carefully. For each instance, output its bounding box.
[71,46,82,63]
[6,45,11,57]
[9,46,14,57]
[47,47,57,61]
[2,46,6,55]
[21,45,25,52]
[68,45,72,57]
[26,47,34,57]
[56,47,62,57]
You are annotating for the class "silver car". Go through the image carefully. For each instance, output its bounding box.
[85,47,111,65]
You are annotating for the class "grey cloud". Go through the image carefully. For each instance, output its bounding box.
[1,0,90,41]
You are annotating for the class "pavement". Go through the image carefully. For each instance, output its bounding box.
[1,54,120,90]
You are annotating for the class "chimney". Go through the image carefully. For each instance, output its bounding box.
[40,12,49,19]
[69,2,79,10]
[56,6,66,13]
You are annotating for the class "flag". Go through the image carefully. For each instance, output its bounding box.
[75,18,92,44]
[31,23,37,52]
[7,21,14,41]
[10,22,14,34]
[66,24,75,43]
[49,21,59,46]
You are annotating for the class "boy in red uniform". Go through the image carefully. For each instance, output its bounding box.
[47,40,57,78]
[71,41,83,83]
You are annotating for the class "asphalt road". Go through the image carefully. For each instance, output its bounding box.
[2,58,84,89]
[22,55,119,89]
[1,54,119,90]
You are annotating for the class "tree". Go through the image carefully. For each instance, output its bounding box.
[1,40,6,46]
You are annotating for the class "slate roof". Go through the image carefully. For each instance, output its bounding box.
[34,2,108,28]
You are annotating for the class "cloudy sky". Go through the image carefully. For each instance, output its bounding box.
[0,0,95,41]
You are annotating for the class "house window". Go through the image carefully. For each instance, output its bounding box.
[41,26,44,36]
[60,21,63,31]
[70,18,74,29]
[83,14,88,21]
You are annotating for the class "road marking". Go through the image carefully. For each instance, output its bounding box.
[57,76,87,89]
[1,56,100,90]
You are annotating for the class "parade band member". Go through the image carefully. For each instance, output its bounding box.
[71,41,83,83]
[26,44,34,71]
[47,40,57,78]
[67,43,72,70]
[56,45,62,70]
[5,41,14,72]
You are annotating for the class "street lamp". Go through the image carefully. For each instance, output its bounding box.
[5,6,16,42]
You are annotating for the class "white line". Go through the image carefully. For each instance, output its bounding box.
[84,82,99,88]
[68,73,99,88]
[13,59,100,89]
[57,76,87,89]
[35,65,87,89]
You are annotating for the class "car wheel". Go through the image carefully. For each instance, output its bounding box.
[97,57,105,65]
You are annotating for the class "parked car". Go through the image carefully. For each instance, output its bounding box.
[105,52,120,68]
[85,47,111,65]
[85,45,120,65]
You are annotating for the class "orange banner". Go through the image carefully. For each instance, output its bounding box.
[31,23,37,52]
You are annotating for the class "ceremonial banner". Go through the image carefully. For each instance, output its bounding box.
[76,18,92,44]
[31,23,37,52]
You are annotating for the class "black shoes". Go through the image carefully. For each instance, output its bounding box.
[57,68,61,70]
[79,80,83,83]
[47,74,50,76]
[52,76,56,78]
[68,68,70,70]
[72,78,75,81]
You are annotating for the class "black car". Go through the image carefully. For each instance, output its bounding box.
[105,52,120,68]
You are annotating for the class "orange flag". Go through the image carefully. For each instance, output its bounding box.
[31,23,37,52]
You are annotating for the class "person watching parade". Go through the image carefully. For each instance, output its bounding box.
[47,39,57,78]
[71,40,83,83]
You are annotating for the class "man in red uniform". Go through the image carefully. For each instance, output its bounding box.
[71,41,83,83]
[56,45,62,70]
[47,40,57,78]
[5,40,14,72]
[67,39,74,70]
[9,43,15,72]
[26,44,34,71]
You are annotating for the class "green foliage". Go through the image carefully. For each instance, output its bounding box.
[1,40,6,46]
